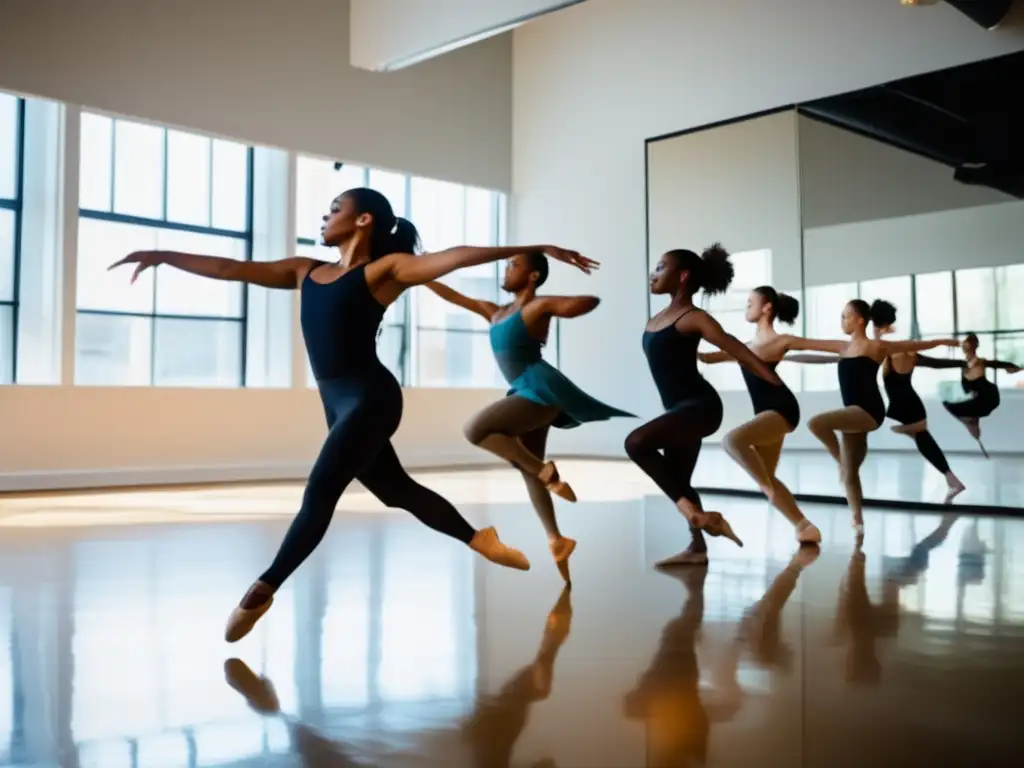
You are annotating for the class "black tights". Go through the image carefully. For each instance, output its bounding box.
[260,380,476,589]
[913,430,950,475]
[624,397,723,509]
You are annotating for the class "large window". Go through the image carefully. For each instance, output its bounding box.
[295,157,507,388]
[0,93,23,385]
[803,266,1024,396]
[75,113,253,386]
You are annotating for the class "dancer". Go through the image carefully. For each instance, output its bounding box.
[870,304,969,502]
[425,251,633,583]
[698,286,821,545]
[109,187,597,642]
[627,244,783,566]
[942,332,1019,457]
[782,299,957,534]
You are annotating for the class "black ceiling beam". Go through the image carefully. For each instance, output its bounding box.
[943,0,1015,29]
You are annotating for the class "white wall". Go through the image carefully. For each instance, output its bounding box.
[0,0,512,191]
[511,0,1024,458]
[350,0,582,71]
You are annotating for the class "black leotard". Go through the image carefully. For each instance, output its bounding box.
[642,317,721,422]
[258,262,476,590]
[838,356,885,426]
[944,371,1000,419]
[883,366,926,425]
[742,362,800,430]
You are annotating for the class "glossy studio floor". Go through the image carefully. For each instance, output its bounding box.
[0,460,1021,768]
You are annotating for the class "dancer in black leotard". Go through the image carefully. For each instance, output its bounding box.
[870,303,968,502]
[943,332,1019,456]
[110,187,597,641]
[699,286,821,546]
[625,245,782,565]
[783,299,957,533]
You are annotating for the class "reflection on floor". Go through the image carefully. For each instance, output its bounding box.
[694,446,1024,509]
[0,466,1022,766]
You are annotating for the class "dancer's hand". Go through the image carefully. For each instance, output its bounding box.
[941,338,960,347]
[545,246,599,274]
[109,251,162,283]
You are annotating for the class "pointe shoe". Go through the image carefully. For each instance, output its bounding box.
[539,462,577,502]
[796,521,822,545]
[225,589,274,643]
[224,658,280,714]
[470,527,531,570]
[549,537,576,585]
[698,511,744,548]
[944,481,966,505]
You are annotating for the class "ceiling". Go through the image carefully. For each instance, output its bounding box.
[799,50,1023,197]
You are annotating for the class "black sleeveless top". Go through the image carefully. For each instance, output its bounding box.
[838,356,885,426]
[642,310,718,409]
[742,361,800,429]
[301,263,386,382]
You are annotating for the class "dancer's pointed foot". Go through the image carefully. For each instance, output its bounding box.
[697,511,744,548]
[549,536,576,586]
[539,461,576,502]
[470,527,531,570]
[944,478,966,504]
[224,658,281,714]
[225,582,275,643]
[796,519,822,545]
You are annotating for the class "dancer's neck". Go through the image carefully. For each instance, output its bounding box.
[512,286,538,307]
[755,317,776,339]
[336,233,372,269]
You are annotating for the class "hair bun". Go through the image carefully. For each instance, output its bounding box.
[700,242,733,297]
[869,299,897,328]
[775,292,800,325]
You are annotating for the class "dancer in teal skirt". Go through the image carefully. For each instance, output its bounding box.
[426,252,633,583]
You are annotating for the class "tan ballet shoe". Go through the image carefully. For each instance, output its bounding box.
[225,588,274,643]
[224,658,281,714]
[697,511,743,548]
[549,537,576,585]
[539,461,577,502]
[796,521,822,545]
[470,527,531,570]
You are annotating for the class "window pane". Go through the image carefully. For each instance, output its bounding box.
[417,268,495,332]
[76,218,157,313]
[0,93,16,200]
[416,328,501,387]
[154,230,245,317]
[153,318,242,387]
[995,332,1024,392]
[914,271,954,336]
[699,310,747,392]
[0,208,13,302]
[166,130,212,226]
[74,313,152,385]
[113,119,165,219]
[0,305,12,384]
[378,324,406,383]
[956,267,996,333]
[803,282,855,391]
[464,187,495,246]
[79,112,113,211]
[368,169,407,217]
[995,265,1024,330]
[859,276,912,330]
[77,741,132,768]
[211,139,248,231]
[410,178,465,252]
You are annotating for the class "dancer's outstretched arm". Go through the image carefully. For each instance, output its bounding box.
[698,351,733,364]
[536,295,600,319]
[981,357,1021,373]
[695,313,781,385]
[109,251,314,289]
[425,281,500,322]
[784,337,848,354]
[388,245,597,286]
[916,355,966,369]
[783,353,841,364]
[882,338,959,354]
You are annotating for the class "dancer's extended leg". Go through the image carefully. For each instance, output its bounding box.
[520,426,576,582]
[840,431,869,532]
[464,396,575,500]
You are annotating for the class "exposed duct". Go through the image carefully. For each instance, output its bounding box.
[942,0,1015,29]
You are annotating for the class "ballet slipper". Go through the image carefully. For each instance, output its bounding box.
[225,584,275,643]
[944,479,966,504]
[224,658,281,714]
[698,511,744,548]
[549,537,576,585]
[470,527,531,570]
[796,520,822,545]
[538,461,577,502]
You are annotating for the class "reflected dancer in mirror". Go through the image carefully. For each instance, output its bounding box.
[942,332,1019,457]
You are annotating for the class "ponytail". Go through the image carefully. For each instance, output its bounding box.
[342,187,421,259]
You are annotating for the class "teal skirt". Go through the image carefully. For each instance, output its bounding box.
[506,359,635,429]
